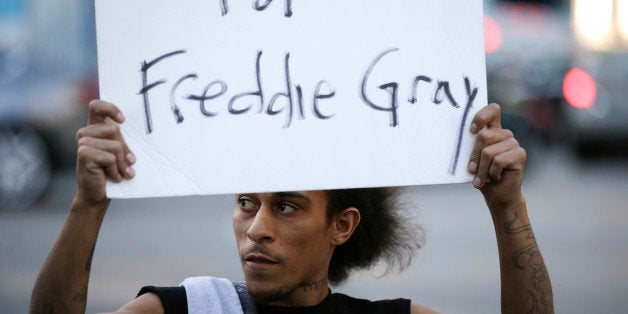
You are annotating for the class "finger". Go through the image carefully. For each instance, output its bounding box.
[488,146,526,182]
[76,123,135,166]
[470,103,501,134]
[473,137,520,188]
[77,145,122,182]
[468,128,514,175]
[87,100,125,125]
[77,137,135,179]
[77,123,122,141]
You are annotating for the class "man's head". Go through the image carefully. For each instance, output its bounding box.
[232,188,422,305]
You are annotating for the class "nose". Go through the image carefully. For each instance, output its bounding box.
[246,206,275,243]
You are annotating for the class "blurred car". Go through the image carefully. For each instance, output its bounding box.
[484,0,573,149]
[562,0,628,155]
[0,0,97,210]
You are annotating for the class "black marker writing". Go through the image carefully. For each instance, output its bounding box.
[220,0,228,16]
[228,51,264,115]
[139,50,187,134]
[220,0,293,17]
[138,49,337,132]
[433,80,459,108]
[360,48,461,127]
[137,48,480,178]
[360,47,401,127]
[409,75,432,104]
[359,48,480,175]
[449,76,478,175]
[267,52,294,129]
[312,81,335,119]
[170,73,198,123]
[295,85,305,120]
[187,80,228,117]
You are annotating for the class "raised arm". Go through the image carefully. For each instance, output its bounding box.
[30,100,136,314]
[468,103,553,313]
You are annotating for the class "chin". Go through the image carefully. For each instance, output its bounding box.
[245,280,292,304]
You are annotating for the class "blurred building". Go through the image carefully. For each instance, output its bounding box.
[0,0,98,209]
[564,0,628,154]
[484,0,572,146]
[484,0,628,154]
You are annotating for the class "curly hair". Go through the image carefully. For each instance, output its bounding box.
[325,187,424,285]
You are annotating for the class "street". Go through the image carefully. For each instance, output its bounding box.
[1,147,627,313]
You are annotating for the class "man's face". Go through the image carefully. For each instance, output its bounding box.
[232,191,335,305]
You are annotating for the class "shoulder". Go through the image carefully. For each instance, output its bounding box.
[410,302,441,314]
[99,292,164,314]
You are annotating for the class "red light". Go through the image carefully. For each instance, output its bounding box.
[562,68,597,110]
[484,16,503,54]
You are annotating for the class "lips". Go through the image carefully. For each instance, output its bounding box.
[244,253,280,270]
[245,253,278,263]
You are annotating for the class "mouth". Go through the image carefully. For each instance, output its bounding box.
[244,253,280,270]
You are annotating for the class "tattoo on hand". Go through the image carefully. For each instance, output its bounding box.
[301,279,326,292]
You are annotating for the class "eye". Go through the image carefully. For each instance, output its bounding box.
[237,197,257,211]
[278,203,297,213]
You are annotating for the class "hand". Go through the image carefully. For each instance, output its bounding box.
[74,100,135,207]
[468,103,526,209]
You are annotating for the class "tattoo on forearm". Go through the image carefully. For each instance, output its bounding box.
[504,212,531,234]
[504,212,535,240]
[301,279,326,292]
[73,286,88,305]
[513,243,553,313]
[85,243,95,272]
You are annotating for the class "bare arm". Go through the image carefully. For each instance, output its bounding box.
[29,199,108,314]
[489,197,553,313]
[30,100,136,314]
[468,103,553,313]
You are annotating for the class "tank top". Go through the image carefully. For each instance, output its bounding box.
[138,280,410,314]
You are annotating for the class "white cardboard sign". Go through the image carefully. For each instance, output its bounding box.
[95,0,487,198]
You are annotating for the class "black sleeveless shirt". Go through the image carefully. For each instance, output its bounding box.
[138,285,410,314]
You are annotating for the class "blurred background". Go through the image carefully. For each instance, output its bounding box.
[0,0,626,313]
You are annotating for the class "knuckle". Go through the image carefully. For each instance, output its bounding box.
[503,129,514,139]
[112,141,123,152]
[105,123,120,136]
[509,137,520,147]
[77,137,90,147]
[518,147,527,161]
[481,148,492,160]
[77,146,92,161]
[76,128,85,141]
[489,164,500,176]
[489,102,501,114]
[104,152,116,164]
[493,153,507,166]
[477,130,491,144]
[88,100,101,113]
[477,111,489,124]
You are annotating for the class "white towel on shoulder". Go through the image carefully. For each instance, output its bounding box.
[181,276,244,314]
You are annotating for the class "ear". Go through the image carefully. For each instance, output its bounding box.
[331,207,361,246]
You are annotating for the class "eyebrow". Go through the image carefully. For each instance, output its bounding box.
[271,191,313,203]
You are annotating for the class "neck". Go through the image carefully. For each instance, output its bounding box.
[270,278,330,307]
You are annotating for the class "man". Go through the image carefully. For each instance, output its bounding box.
[30,100,553,313]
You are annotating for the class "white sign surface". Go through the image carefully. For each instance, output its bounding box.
[95,0,487,198]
